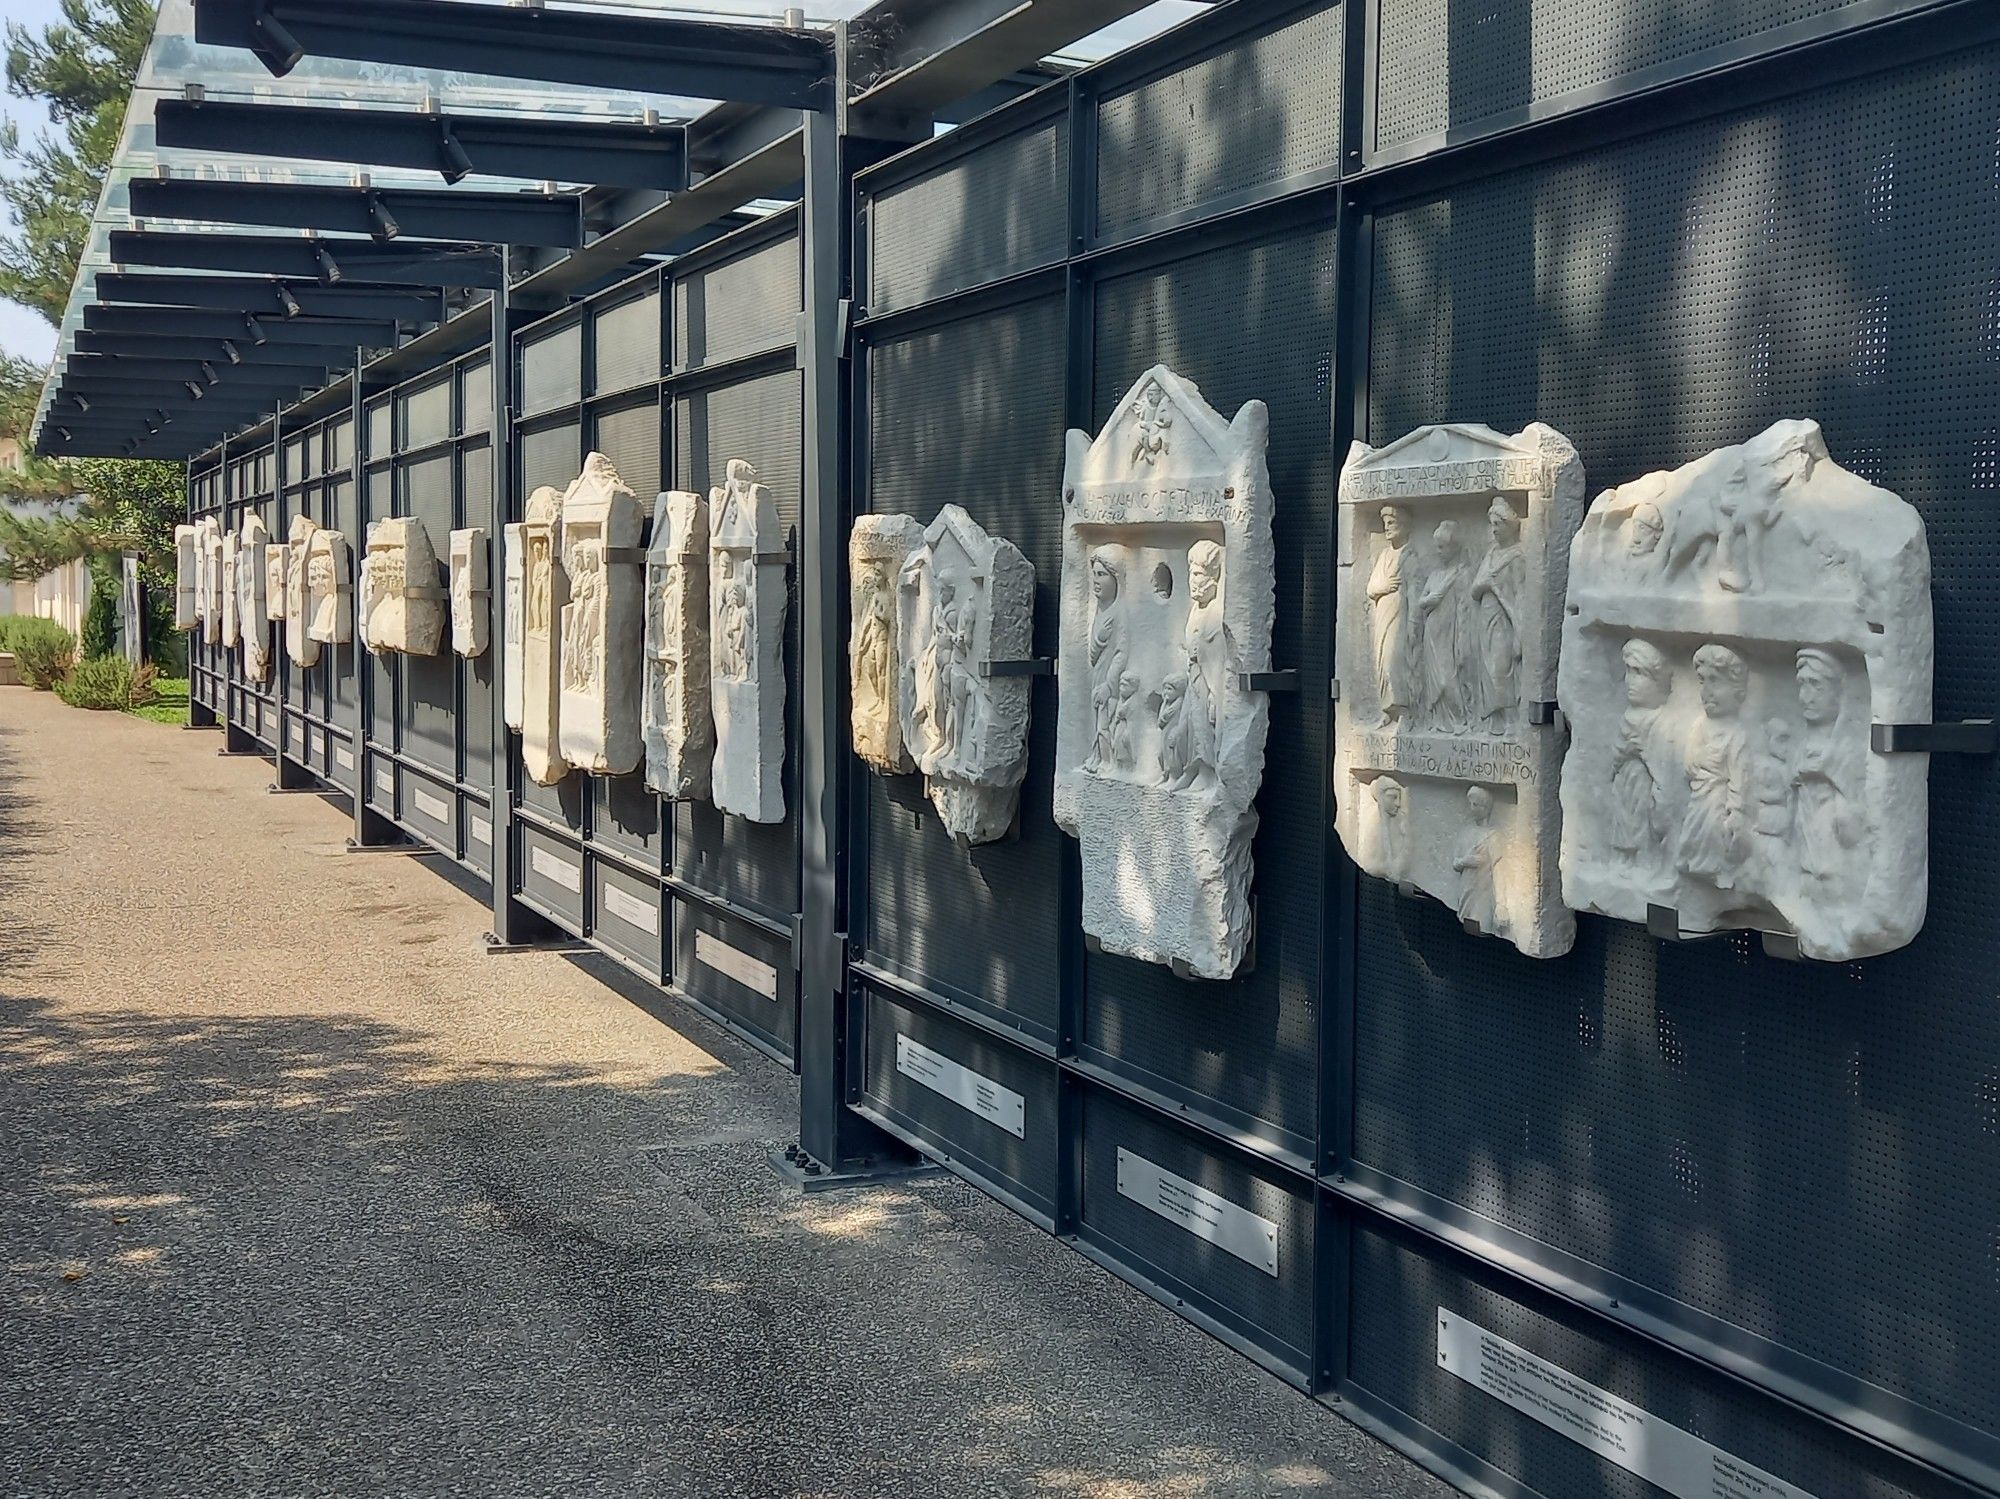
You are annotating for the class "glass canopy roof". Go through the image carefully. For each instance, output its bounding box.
[33,0,1203,446]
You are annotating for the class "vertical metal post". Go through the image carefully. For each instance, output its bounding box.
[790,41,927,1181]
[187,453,219,729]
[349,356,410,850]
[485,258,567,947]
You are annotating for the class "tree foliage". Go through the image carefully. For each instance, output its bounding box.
[0,0,152,324]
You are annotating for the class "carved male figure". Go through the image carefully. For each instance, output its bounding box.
[1793,647,1865,901]
[1453,785,1504,934]
[1608,638,1675,870]
[1469,497,1526,730]
[1367,504,1418,723]
[1678,643,1752,891]
[1164,540,1227,792]
[1415,519,1471,733]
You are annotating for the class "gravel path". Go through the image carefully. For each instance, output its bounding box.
[0,687,1452,1499]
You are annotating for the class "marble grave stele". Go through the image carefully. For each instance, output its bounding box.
[1334,422,1586,959]
[450,527,489,658]
[220,529,241,649]
[502,522,525,732]
[709,459,788,822]
[173,524,198,629]
[202,518,224,645]
[1558,419,1932,961]
[1053,365,1275,980]
[360,516,447,656]
[849,514,926,775]
[285,516,320,667]
[897,503,1035,844]
[264,540,288,623]
[643,489,713,799]
[238,513,271,683]
[520,483,571,786]
[556,453,644,776]
[304,526,352,648]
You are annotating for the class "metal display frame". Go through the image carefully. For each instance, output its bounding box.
[146,0,2000,1495]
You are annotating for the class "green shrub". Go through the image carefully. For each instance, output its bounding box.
[0,613,41,653]
[10,619,77,690]
[80,556,119,660]
[53,654,137,710]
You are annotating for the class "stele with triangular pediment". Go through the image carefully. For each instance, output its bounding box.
[557,453,644,776]
[1054,364,1274,981]
[238,513,271,683]
[709,459,788,822]
[1334,421,1585,959]
[896,503,1035,844]
[644,489,713,800]
[520,483,571,786]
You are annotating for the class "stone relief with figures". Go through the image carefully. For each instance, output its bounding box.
[644,489,713,800]
[220,529,240,649]
[264,541,287,624]
[449,527,489,659]
[1559,419,1932,960]
[1334,422,1585,959]
[502,522,525,732]
[849,514,926,776]
[284,516,319,667]
[174,524,197,630]
[202,520,224,646]
[359,517,446,657]
[304,527,352,649]
[520,483,571,787]
[709,459,788,822]
[557,454,644,776]
[1053,365,1275,980]
[897,504,1035,845]
[238,513,271,683]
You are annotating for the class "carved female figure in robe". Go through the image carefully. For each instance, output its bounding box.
[1793,647,1865,900]
[526,537,552,635]
[1678,644,1751,891]
[1746,716,1796,899]
[852,560,894,728]
[1372,777,1411,882]
[1367,505,1418,724]
[1609,638,1675,870]
[718,566,751,683]
[1468,498,1526,730]
[1084,549,1127,773]
[563,547,602,691]
[1415,520,1471,733]
[1162,541,1226,792]
[1452,785,1504,933]
[915,576,971,764]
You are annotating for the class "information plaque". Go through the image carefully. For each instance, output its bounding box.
[1114,1147,1278,1277]
[895,1033,1026,1139]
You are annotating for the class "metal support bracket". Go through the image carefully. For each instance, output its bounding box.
[1646,903,1803,962]
[768,1142,940,1194]
[600,546,647,565]
[1872,719,1997,754]
[1239,669,1298,692]
[343,837,434,856]
[401,585,448,600]
[1528,700,1562,727]
[480,931,591,956]
[979,657,1054,678]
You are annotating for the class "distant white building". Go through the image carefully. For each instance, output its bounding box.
[0,437,92,636]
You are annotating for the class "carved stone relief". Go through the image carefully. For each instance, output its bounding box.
[202,520,223,645]
[285,516,320,667]
[556,453,644,776]
[359,517,446,657]
[520,484,570,786]
[174,525,198,630]
[304,527,351,648]
[220,530,241,649]
[849,514,926,775]
[897,503,1035,844]
[709,460,788,822]
[450,527,489,658]
[1334,422,1585,959]
[644,489,713,800]
[238,513,271,683]
[1053,365,1274,980]
[1558,419,1932,960]
[502,522,525,732]
[264,541,288,623]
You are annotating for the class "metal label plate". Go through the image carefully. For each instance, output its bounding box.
[469,816,491,846]
[374,765,394,797]
[529,845,581,893]
[291,722,305,747]
[1436,1311,1822,1499]
[1114,1147,1279,1277]
[601,884,658,936]
[695,930,776,999]
[895,1033,1026,1139]
[411,787,450,823]
[335,746,356,771]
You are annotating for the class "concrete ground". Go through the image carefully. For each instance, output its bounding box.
[0,686,1452,1499]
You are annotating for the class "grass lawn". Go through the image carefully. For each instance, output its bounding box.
[129,676,189,726]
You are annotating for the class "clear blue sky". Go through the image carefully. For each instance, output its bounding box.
[1,0,72,364]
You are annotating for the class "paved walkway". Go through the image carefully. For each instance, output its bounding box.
[0,686,1450,1499]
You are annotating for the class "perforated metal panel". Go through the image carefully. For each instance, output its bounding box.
[401,375,450,449]
[462,362,491,434]
[520,321,583,416]
[519,422,579,497]
[1361,43,2000,1437]
[867,113,1068,315]
[863,295,1066,1035]
[1373,0,1877,153]
[674,226,799,370]
[593,287,663,394]
[1095,2,1342,241]
[1084,222,1334,1154]
[594,399,662,503]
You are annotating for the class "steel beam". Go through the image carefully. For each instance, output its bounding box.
[66,354,334,386]
[154,98,689,191]
[109,231,505,289]
[93,273,449,323]
[84,305,404,347]
[75,329,357,369]
[845,0,1146,117]
[194,0,833,110]
[129,177,584,249]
